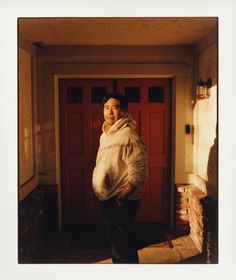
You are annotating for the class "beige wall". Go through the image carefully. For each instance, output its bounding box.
[19,36,218,203]
[19,48,34,185]
[193,27,218,201]
[36,45,196,189]
[19,34,39,201]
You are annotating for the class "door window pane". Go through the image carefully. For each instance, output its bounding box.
[91,87,107,103]
[148,87,165,103]
[124,87,140,103]
[67,87,83,103]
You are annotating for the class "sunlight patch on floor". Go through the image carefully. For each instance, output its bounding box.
[96,235,201,264]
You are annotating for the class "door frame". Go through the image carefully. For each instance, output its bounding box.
[51,63,189,230]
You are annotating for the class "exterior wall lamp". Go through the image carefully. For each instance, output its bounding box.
[196,78,212,99]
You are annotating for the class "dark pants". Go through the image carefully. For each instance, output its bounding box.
[99,196,140,264]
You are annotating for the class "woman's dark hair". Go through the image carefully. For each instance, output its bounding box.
[102,92,128,112]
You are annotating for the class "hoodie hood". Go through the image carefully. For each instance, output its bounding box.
[102,113,137,136]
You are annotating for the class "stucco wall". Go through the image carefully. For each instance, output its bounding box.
[193,40,218,201]
[30,40,218,202]
[19,47,34,186]
[19,34,39,201]
[35,45,195,188]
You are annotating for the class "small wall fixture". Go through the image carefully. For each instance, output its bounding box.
[196,78,212,99]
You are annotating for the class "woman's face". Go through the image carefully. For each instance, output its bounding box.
[103,98,125,125]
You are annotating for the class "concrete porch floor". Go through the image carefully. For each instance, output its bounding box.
[20,224,206,264]
[97,234,202,264]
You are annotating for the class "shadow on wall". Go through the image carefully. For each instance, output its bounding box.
[203,133,218,263]
[207,135,218,202]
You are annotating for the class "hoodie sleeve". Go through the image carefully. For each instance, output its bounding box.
[122,133,148,189]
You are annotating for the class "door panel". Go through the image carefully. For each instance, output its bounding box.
[149,111,165,154]
[66,111,84,155]
[59,78,171,225]
[149,167,164,209]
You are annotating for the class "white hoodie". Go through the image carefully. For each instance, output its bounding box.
[92,113,147,201]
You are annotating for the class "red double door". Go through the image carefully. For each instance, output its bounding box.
[59,78,172,225]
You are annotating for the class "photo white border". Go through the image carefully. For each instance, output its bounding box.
[1,0,236,279]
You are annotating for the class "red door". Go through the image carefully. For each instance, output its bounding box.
[117,79,171,222]
[59,79,113,225]
[59,78,171,225]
